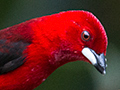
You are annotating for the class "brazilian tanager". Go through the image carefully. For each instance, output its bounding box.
[0,10,108,90]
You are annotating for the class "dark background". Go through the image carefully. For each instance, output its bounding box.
[0,0,120,90]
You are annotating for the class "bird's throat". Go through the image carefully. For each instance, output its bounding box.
[49,49,83,68]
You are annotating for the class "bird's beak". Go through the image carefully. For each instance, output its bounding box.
[81,47,107,74]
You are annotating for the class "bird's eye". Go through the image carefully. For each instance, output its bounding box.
[81,31,90,41]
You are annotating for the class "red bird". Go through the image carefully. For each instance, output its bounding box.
[0,10,107,90]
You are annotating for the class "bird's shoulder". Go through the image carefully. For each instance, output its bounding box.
[0,39,30,74]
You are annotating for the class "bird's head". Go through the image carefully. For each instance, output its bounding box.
[66,11,108,74]
[30,10,108,75]
[48,11,108,74]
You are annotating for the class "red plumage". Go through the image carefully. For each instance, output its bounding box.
[0,10,107,90]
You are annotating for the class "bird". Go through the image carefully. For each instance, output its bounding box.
[0,10,108,90]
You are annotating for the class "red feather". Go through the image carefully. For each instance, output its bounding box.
[0,10,107,90]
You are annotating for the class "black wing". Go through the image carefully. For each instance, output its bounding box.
[0,40,30,74]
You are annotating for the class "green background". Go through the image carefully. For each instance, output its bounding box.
[0,0,120,90]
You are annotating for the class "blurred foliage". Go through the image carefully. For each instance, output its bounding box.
[0,0,120,90]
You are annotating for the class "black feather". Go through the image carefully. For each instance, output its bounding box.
[0,40,30,74]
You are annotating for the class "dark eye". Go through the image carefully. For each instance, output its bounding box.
[81,31,90,41]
